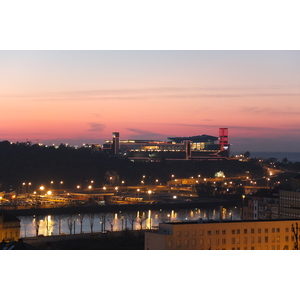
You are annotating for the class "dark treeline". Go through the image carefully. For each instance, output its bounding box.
[0,140,265,191]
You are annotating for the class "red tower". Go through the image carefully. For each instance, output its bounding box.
[219,128,228,151]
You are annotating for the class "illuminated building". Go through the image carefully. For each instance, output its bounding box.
[103,128,229,160]
[0,212,21,242]
[112,132,120,154]
[145,219,299,250]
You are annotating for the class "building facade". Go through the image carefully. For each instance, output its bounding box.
[0,213,21,242]
[279,190,300,219]
[145,219,299,250]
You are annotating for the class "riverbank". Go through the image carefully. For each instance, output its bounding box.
[2,197,240,217]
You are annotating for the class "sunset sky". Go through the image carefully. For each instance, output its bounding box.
[1,50,300,152]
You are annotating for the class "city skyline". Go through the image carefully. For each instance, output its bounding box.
[1,50,300,152]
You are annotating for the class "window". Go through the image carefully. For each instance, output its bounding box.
[244,247,247,250]
[237,229,240,234]
[258,237,261,243]
[185,231,189,236]
[232,230,235,234]
[222,239,226,245]
[272,245,275,250]
[265,228,268,233]
[251,228,254,233]
[207,230,211,235]
[192,239,196,246]
[177,231,181,237]
[272,236,275,242]
[232,247,235,250]
[216,239,220,245]
[244,229,247,234]
[285,227,289,233]
[258,228,261,233]
[236,237,240,244]
[251,237,254,243]
[200,239,204,246]
[177,240,181,247]
[265,236,268,243]
[200,230,204,236]
[216,230,220,235]
[222,230,226,235]
[272,228,275,233]
[276,228,280,233]
[251,247,254,250]
[244,237,247,244]
[277,236,280,242]
[184,240,189,247]
[285,236,289,242]
[232,238,235,244]
[291,235,295,242]
[192,231,196,236]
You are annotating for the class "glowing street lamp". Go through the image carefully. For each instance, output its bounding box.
[148,190,152,201]
[242,195,245,221]
[60,181,63,189]
[167,214,171,222]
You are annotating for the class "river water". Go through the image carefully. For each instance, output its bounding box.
[18,206,240,237]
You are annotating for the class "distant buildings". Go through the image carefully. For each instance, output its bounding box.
[103,128,229,161]
[145,219,299,250]
[244,198,279,220]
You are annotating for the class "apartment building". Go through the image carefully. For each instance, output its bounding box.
[145,219,299,250]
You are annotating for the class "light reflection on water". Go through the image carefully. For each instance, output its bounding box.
[19,207,241,238]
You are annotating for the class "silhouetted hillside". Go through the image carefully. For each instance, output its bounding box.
[0,141,265,191]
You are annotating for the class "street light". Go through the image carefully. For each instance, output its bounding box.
[148,190,152,201]
[167,214,171,222]
[242,195,245,221]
